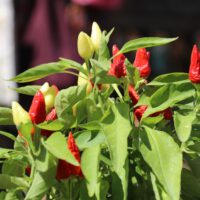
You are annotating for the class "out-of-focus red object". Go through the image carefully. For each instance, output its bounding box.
[72,0,123,10]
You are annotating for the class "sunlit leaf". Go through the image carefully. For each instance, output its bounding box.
[140,126,182,200]
[120,37,178,54]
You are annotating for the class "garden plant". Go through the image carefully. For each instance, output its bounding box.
[0,22,200,200]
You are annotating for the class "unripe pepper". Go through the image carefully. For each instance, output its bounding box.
[12,101,32,139]
[77,32,94,60]
[40,82,59,113]
[29,91,46,124]
[189,44,200,83]
[56,132,82,180]
[91,21,102,51]
[12,101,31,128]
[133,48,151,78]
[108,44,126,78]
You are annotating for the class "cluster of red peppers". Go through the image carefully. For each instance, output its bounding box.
[13,83,82,180]
[108,44,173,121]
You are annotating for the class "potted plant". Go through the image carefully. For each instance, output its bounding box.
[0,22,200,200]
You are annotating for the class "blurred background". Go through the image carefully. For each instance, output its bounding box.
[0,0,200,146]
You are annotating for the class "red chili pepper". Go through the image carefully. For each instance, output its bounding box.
[134,106,172,122]
[133,48,151,78]
[41,108,57,137]
[163,108,173,120]
[189,44,200,83]
[134,105,148,121]
[56,132,82,180]
[108,44,126,78]
[128,85,140,105]
[29,91,46,124]
[25,166,31,176]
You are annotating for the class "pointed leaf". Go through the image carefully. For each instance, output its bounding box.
[55,85,86,118]
[120,37,178,54]
[44,132,79,166]
[148,73,189,86]
[81,145,101,198]
[174,111,195,142]
[10,85,40,96]
[140,126,182,200]
[101,103,132,200]
[143,83,195,118]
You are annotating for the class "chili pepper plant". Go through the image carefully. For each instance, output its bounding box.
[0,22,200,200]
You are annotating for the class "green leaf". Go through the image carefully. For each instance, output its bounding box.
[10,85,41,96]
[44,132,79,166]
[0,107,14,125]
[105,27,115,42]
[120,37,178,54]
[25,148,57,200]
[148,73,189,86]
[36,119,64,131]
[2,159,26,177]
[59,58,86,74]
[0,130,16,141]
[181,169,200,199]
[101,103,132,200]
[0,148,13,157]
[98,32,110,61]
[55,85,86,118]
[143,83,195,118]
[81,145,101,198]
[0,174,29,189]
[35,143,57,173]
[150,172,171,200]
[76,131,105,150]
[9,60,79,83]
[174,111,195,142]
[140,126,182,200]
[90,59,110,72]
[79,121,101,130]
[126,60,141,86]
[25,172,50,200]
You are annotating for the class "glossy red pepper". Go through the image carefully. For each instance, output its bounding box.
[134,105,148,121]
[108,44,126,78]
[29,91,46,124]
[56,132,82,180]
[128,85,140,105]
[134,106,172,122]
[133,48,151,78]
[41,108,57,137]
[189,44,200,83]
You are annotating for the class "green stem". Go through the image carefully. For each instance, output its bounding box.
[85,59,90,76]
